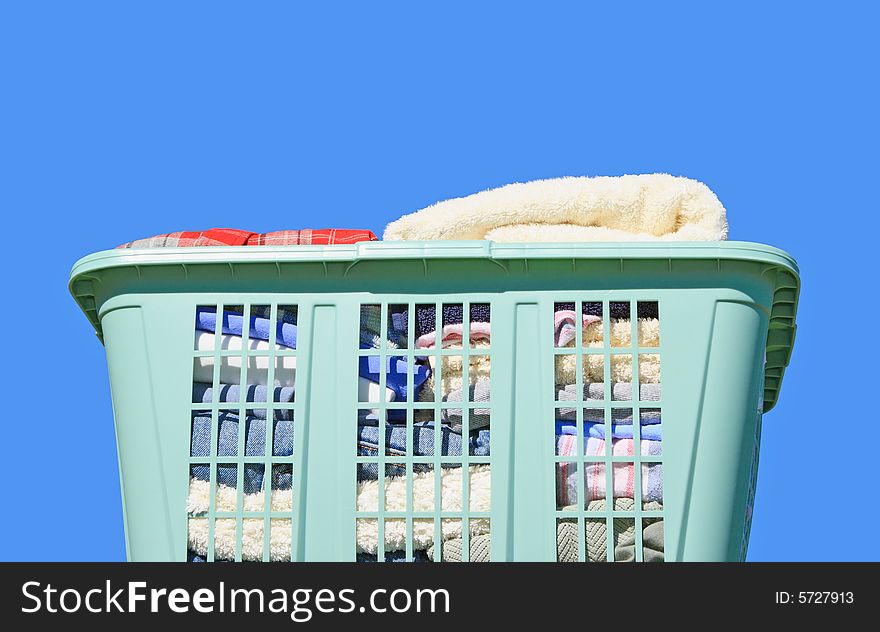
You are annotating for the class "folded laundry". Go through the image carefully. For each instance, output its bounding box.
[412,304,491,339]
[186,517,292,562]
[614,515,664,562]
[356,465,490,553]
[356,550,430,563]
[419,377,660,432]
[419,316,659,354]
[193,340,390,402]
[421,342,491,375]
[430,499,662,562]
[196,307,298,349]
[426,379,491,433]
[417,343,491,405]
[556,438,663,505]
[193,331,298,387]
[555,352,661,386]
[415,322,492,350]
[223,305,298,327]
[572,499,664,563]
[555,421,662,441]
[417,333,660,390]
[421,375,660,434]
[187,466,491,556]
[555,311,602,347]
[195,310,417,400]
[427,533,491,563]
[188,549,430,563]
[357,424,490,480]
[118,227,378,249]
[359,354,430,401]
[191,413,293,458]
[193,333,396,403]
[383,174,727,242]
[556,435,661,458]
[190,412,293,493]
[556,316,660,349]
[357,408,407,423]
[555,402,661,424]
[356,304,494,345]
[555,302,659,320]
[556,382,661,404]
[360,305,409,350]
[192,383,294,418]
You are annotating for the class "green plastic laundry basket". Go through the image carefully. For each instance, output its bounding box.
[69,241,799,562]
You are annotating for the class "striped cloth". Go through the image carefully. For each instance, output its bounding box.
[556,436,663,504]
[117,227,378,248]
[554,311,602,347]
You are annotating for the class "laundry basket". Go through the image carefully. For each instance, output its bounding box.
[69,241,799,562]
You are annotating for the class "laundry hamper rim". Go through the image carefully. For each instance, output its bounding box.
[71,239,798,280]
[69,239,799,412]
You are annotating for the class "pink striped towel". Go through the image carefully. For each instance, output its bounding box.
[415,322,492,349]
[554,310,602,347]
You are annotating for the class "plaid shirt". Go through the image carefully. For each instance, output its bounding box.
[117,227,378,248]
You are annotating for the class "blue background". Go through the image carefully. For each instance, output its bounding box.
[1,2,877,561]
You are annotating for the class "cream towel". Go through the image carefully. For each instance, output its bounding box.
[416,318,660,401]
[187,466,491,560]
[558,317,661,384]
[384,174,727,242]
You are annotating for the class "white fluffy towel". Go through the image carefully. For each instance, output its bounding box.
[187,466,492,560]
[383,174,727,242]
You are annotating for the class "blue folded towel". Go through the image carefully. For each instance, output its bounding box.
[358,409,406,423]
[556,420,662,441]
[197,307,298,349]
[358,354,430,401]
[197,307,431,401]
[192,383,294,419]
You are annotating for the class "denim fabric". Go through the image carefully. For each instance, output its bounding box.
[356,423,490,481]
[190,412,293,492]
[192,383,294,419]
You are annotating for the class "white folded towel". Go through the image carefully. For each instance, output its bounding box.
[193,332,393,402]
[384,174,727,242]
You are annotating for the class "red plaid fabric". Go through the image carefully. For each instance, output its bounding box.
[245,229,378,246]
[117,228,378,249]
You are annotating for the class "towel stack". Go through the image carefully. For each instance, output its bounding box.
[186,302,430,562]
